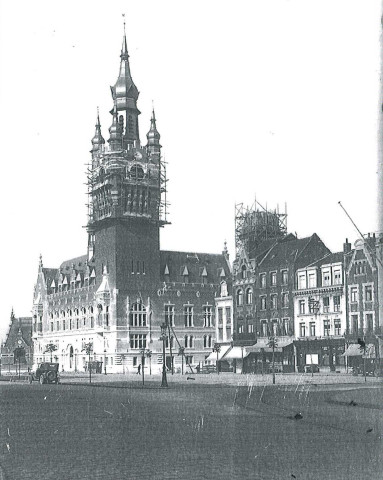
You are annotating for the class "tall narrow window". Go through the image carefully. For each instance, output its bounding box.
[203,306,212,327]
[184,306,193,327]
[333,296,341,312]
[309,322,316,337]
[246,288,253,305]
[323,320,330,336]
[130,303,147,327]
[165,305,175,327]
[260,274,266,288]
[299,323,306,337]
[299,300,305,314]
[236,289,244,306]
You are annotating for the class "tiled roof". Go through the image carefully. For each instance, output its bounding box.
[60,255,88,271]
[160,250,228,284]
[305,251,344,268]
[258,235,313,268]
[3,316,33,349]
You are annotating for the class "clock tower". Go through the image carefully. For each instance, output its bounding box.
[87,29,168,308]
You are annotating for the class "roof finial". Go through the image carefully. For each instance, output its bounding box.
[121,13,128,59]
[39,253,43,270]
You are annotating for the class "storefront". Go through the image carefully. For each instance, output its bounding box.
[245,338,295,374]
[294,338,345,372]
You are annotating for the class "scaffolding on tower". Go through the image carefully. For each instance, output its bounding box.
[235,198,287,258]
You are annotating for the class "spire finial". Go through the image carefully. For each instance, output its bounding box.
[39,253,43,269]
[121,14,128,59]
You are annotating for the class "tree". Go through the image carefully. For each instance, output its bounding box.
[213,343,221,375]
[44,343,58,362]
[82,342,93,384]
[178,346,185,375]
[267,336,278,385]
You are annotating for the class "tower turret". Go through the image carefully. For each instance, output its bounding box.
[146,109,161,156]
[91,110,105,160]
[108,104,123,151]
[111,26,140,146]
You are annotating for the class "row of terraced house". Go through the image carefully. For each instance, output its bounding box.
[213,225,383,375]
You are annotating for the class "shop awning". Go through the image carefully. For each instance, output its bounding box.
[205,344,231,362]
[342,343,376,358]
[221,346,250,360]
[247,338,294,354]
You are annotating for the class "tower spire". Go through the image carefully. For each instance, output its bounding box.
[146,107,161,154]
[112,20,140,146]
[91,107,105,157]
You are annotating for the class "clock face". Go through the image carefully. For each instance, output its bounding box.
[134,151,142,161]
[17,340,22,345]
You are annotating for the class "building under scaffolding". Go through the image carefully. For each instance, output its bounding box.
[235,200,287,258]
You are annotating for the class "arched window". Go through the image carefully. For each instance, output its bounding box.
[130,164,144,181]
[241,265,247,279]
[184,335,188,348]
[128,115,134,133]
[236,289,243,306]
[208,336,212,348]
[189,335,193,348]
[203,335,207,348]
[246,288,253,305]
[130,303,147,327]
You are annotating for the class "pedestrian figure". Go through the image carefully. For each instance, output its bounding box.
[137,364,141,375]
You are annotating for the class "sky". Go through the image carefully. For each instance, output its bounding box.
[0,0,381,341]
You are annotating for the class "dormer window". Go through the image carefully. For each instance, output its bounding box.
[182,266,189,284]
[164,264,170,283]
[201,266,208,285]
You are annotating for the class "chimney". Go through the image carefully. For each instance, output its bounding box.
[343,238,351,254]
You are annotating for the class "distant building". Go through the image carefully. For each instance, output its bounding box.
[1,310,33,371]
[293,251,346,371]
[343,235,382,372]
[31,30,230,373]
[232,201,331,373]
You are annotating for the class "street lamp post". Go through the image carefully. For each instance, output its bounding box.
[241,345,244,374]
[268,336,278,385]
[104,349,107,375]
[178,346,185,375]
[213,343,221,375]
[160,323,168,388]
[145,349,152,375]
[82,342,93,384]
[140,348,145,386]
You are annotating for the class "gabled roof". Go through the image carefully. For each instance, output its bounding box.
[2,315,33,349]
[257,233,330,269]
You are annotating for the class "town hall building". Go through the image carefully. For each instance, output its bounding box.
[32,30,230,373]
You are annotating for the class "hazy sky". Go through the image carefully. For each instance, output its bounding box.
[0,0,380,341]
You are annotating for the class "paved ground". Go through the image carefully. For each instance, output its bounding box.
[0,377,382,479]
